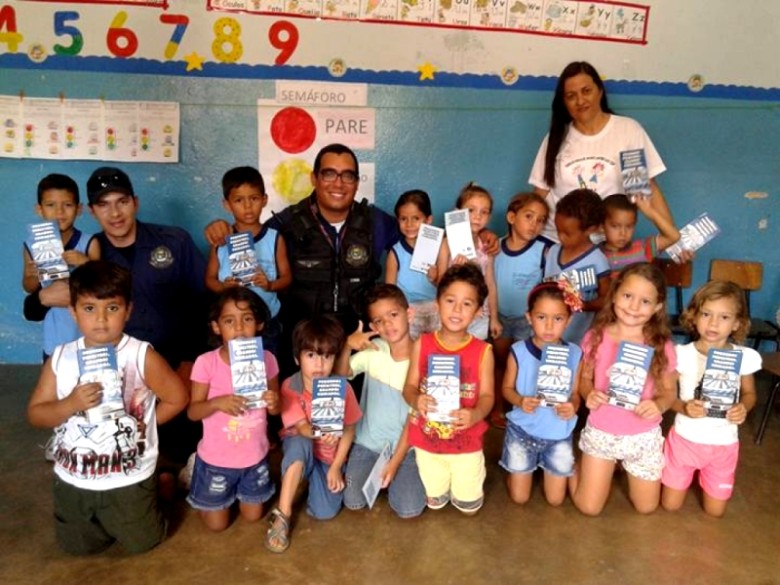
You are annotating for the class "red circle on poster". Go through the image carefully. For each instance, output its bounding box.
[270,107,316,154]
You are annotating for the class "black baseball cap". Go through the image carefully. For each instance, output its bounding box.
[87,167,135,204]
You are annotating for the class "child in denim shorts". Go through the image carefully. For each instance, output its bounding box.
[187,288,280,532]
[500,280,583,506]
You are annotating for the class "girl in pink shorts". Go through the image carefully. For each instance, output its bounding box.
[661,281,760,517]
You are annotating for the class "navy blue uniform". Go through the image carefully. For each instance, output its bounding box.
[97,221,207,368]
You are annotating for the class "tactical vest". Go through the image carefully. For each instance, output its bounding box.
[285,197,379,320]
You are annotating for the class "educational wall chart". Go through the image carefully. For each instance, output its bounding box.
[0,1,777,96]
[258,81,375,218]
[209,0,649,43]
[0,95,180,161]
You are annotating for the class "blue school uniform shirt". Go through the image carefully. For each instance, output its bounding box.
[390,240,436,304]
[506,338,582,440]
[494,236,551,318]
[216,225,281,318]
[544,243,610,344]
[40,228,93,356]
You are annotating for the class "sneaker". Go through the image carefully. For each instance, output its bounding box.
[40,434,56,462]
[426,494,450,510]
[178,452,196,490]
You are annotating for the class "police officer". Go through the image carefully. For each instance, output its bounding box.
[205,143,399,370]
[85,167,207,464]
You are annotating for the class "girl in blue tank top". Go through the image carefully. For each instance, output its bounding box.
[385,190,439,339]
[492,192,552,427]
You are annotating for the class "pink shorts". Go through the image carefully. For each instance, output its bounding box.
[662,427,740,501]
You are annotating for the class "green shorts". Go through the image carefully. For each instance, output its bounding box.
[53,475,166,555]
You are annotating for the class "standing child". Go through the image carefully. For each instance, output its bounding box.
[544,188,611,344]
[385,190,439,339]
[186,287,280,532]
[205,166,292,355]
[437,182,501,341]
[492,192,552,427]
[570,262,677,516]
[403,263,495,514]
[266,316,362,553]
[22,174,100,360]
[661,281,760,517]
[500,280,583,506]
[27,260,188,555]
[600,193,680,276]
[335,284,426,518]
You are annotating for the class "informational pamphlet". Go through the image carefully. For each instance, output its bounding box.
[607,342,654,410]
[426,354,460,423]
[228,336,268,409]
[226,231,260,285]
[26,221,69,285]
[78,344,125,424]
[665,213,721,263]
[620,148,651,201]
[695,348,742,418]
[444,209,476,261]
[410,224,444,274]
[311,376,347,436]
[546,265,598,295]
[536,344,573,407]
[361,442,393,510]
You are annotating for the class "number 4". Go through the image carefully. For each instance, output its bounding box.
[0,5,24,53]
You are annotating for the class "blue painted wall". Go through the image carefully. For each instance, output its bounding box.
[1,69,778,362]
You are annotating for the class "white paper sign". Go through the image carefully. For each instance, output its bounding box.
[444,209,476,260]
[410,224,444,274]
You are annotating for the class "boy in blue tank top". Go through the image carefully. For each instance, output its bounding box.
[22,174,100,361]
[205,166,292,355]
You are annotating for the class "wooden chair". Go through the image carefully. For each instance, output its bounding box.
[755,352,780,445]
[654,258,693,340]
[709,259,779,351]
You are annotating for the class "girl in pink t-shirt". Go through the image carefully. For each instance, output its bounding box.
[570,262,677,516]
[187,287,280,532]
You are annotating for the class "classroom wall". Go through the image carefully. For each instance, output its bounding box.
[1,1,778,363]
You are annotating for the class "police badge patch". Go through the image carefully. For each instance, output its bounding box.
[345,244,368,267]
[149,245,174,269]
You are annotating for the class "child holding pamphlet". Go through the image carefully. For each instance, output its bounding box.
[385,190,440,339]
[403,263,494,514]
[500,279,583,506]
[492,192,552,428]
[335,284,426,518]
[27,260,188,555]
[600,193,680,276]
[186,287,280,532]
[437,182,501,341]
[205,166,291,354]
[544,188,611,344]
[267,316,362,553]
[22,174,100,360]
[570,262,677,516]
[661,281,760,517]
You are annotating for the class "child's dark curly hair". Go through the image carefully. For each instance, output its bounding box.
[556,188,605,230]
[437,263,488,307]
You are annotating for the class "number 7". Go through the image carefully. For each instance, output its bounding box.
[159,14,189,60]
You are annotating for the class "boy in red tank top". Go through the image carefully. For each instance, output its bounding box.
[403,263,494,514]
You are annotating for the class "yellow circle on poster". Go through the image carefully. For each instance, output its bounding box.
[272,159,313,204]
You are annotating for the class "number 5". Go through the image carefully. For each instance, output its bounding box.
[54,11,83,56]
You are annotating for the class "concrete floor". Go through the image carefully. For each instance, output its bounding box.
[2,363,779,585]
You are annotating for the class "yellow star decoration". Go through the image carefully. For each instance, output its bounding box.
[183,52,205,72]
[418,62,438,81]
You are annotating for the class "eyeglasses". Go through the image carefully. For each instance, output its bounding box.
[318,168,359,185]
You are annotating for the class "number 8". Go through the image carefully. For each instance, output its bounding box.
[212,17,243,64]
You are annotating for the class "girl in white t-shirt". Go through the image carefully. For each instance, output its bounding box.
[187,287,281,532]
[661,281,760,517]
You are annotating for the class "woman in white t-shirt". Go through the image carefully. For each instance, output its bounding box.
[529,61,675,243]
